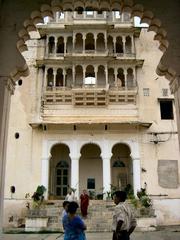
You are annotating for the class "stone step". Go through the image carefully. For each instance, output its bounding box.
[25,200,157,232]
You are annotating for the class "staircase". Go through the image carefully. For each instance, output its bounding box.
[25,200,157,232]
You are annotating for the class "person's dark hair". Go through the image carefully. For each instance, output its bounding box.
[67,201,79,214]
[113,191,127,202]
[63,201,69,208]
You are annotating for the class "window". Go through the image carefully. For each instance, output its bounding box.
[162,88,168,97]
[143,88,150,96]
[87,178,95,189]
[84,76,96,85]
[160,100,174,120]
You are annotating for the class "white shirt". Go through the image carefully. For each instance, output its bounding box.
[112,201,136,231]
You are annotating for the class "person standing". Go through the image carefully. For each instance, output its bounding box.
[112,191,137,240]
[62,201,87,240]
[65,190,77,202]
[80,190,89,218]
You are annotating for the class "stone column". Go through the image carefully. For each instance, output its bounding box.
[83,66,86,86]
[102,156,111,199]
[45,37,49,57]
[104,32,107,52]
[124,69,127,90]
[44,67,47,90]
[114,68,118,87]
[53,68,57,87]
[122,36,126,54]
[105,65,108,86]
[132,157,141,196]
[131,36,135,54]
[101,141,111,199]
[94,34,97,53]
[73,34,75,52]
[83,34,86,54]
[63,69,66,87]
[95,66,98,86]
[0,77,15,234]
[54,37,58,56]
[113,37,116,54]
[41,157,50,199]
[70,157,80,197]
[72,65,75,87]
[64,37,67,56]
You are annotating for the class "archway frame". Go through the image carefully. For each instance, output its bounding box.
[14,0,176,85]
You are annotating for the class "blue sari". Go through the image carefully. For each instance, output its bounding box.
[63,214,86,240]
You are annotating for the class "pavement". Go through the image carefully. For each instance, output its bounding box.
[1,227,180,240]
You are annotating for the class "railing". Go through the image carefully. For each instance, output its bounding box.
[42,87,137,107]
[43,11,133,25]
[45,50,135,58]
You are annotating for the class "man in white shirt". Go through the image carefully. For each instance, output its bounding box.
[112,191,137,240]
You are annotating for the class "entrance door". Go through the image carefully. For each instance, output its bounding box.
[56,161,69,198]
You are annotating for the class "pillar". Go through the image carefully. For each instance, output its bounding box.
[70,157,80,197]
[113,37,116,54]
[122,36,126,54]
[53,68,57,87]
[83,35,86,54]
[41,157,50,199]
[95,66,98,86]
[114,68,118,86]
[94,34,97,53]
[45,36,49,57]
[132,157,141,196]
[131,36,135,54]
[72,65,75,86]
[102,156,111,198]
[63,69,66,87]
[64,37,67,56]
[83,66,86,86]
[54,37,58,56]
[0,77,15,234]
[105,65,108,86]
[101,141,111,199]
[104,32,107,51]
[124,69,127,90]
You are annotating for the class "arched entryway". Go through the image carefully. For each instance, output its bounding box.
[49,144,71,199]
[79,143,103,196]
[111,143,133,191]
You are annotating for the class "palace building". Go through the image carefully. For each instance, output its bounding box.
[4,11,180,226]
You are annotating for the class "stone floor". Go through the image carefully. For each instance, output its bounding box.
[1,227,180,240]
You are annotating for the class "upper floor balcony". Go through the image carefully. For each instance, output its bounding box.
[41,11,134,27]
[43,32,136,60]
[41,64,138,108]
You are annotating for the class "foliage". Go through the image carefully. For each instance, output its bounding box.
[31,185,46,208]
[137,188,152,208]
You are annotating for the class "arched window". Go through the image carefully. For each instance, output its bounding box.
[113,160,126,168]
[48,37,55,54]
[47,68,54,87]
[56,161,69,196]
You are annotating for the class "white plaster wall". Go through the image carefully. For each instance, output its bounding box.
[153,198,180,225]
[4,21,180,226]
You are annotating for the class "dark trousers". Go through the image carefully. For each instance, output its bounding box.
[112,230,130,240]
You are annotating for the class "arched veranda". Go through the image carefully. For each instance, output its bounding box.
[49,143,71,199]
[79,143,103,196]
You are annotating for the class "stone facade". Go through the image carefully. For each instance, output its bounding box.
[3,10,180,228]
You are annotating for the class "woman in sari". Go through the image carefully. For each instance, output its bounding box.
[80,190,89,218]
[62,201,87,240]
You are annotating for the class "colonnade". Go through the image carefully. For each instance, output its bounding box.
[41,139,141,198]
[46,33,135,56]
[45,65,135,89]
